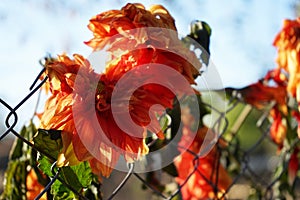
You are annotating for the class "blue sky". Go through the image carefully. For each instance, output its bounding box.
[0,0,296,129]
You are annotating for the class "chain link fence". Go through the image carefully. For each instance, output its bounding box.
[0,67,299,200]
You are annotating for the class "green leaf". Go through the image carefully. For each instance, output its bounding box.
[33,129,63,159]
[0,160,27,200]
[70,161,93,188]
[38,155,53,177]
[34,129,94,198]
[159,114,170,136]
[34,129,64,187]
[10,126,26,160]
[167,98,181,140]
[60,167,83,192]
[27,120,38,140]
[60,162,93,191]
[49,162,93,199]
[51,180,77,200]
[1,122,38,200]
[182,20,212,65]
[188,20,211,51]
[10,122,37,160]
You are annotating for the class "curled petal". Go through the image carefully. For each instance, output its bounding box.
[270,108,287,148]
[174,126,231,199]
[273,18,300,97]
[288,148,299,186]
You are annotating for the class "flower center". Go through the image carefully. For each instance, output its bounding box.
[96,94,111,112]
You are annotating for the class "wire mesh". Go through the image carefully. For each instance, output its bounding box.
[0,69,299,200]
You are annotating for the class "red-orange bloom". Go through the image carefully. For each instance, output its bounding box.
[264,68,287,87]
[40,54,96,168]
[85,3,176,50]
[288,148,299,186]
[174,126,231,200]
[86,3,201,84]
[26,169,46,200]
[273,18,300,102]
[273,17,300,140]
[231,71,288,148]
[39,3,201,179]
[39,54,161,177]
[270,108,287,149]
[235,81,286,109]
